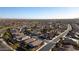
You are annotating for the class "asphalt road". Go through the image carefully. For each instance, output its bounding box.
[39,24,72,51]
[0,38,15,51]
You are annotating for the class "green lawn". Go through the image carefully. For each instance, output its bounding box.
[0,26,15,30]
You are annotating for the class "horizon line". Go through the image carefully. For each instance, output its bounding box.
[0,17,79,20]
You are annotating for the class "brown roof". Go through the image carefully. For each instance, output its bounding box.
[25,38,36,44]
[30,40,43,47]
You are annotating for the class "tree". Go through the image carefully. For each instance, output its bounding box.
[3,28,13,44]
[41,28,47,34]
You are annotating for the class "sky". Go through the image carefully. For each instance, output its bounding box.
[0,7,79,19]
